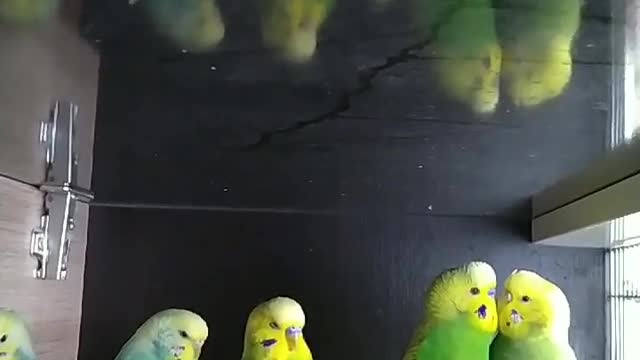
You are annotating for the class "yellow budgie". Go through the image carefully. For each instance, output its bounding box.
[241,297,312,360]
[490,270,577,360]
[131,0,225,53]
[114,309,209,360]
[495,0,582,107]
[259,0,335,63]
[0,0,59,25]
[414,0,502,114]
[0,309,37,360]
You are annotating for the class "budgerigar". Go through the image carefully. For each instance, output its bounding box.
[0,309,37,360]
[0,0,59,25]
[114,309,209,360]
[415,0,502,114]
[402,261,498,360]
[130,0,225,53]
[490,270,577,360]
[259,0,335,63]
[495,0,582,107]
[241,297,312,360]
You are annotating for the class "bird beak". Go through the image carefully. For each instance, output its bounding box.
[285,327,302,351]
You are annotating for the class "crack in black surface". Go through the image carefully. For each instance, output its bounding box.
[237,6,462,151]
[238,44,426,150]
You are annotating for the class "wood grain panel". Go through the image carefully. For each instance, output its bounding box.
[0,0,99,186]
[0,176,88,360]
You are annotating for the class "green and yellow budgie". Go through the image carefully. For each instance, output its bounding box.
[490,270,577,360]
[114,309,209,360]
[259,0,335,63]
[0,0,59,25]
[0,309,37,360]
[414,0,502,114]
[241,297,312,360]
[402,261,498,360]
[495,0,582,107]
[130,0,225,53]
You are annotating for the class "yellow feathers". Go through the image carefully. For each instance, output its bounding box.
[497,270,571,341]
[242,297,312,360]
[497,0,582,108]
[137,0,225,53]
[0,309,36,360]
[429,3,502,115]
[425,261,498,334]
[260,0,333,63]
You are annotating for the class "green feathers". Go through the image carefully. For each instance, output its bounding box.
[0,309,37,360]
[403,261,498,360]
[495,0,582,107]
[415,0,502,114]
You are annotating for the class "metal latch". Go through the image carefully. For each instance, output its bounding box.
[30,101,93,280]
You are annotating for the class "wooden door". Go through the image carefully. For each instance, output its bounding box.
[0,1,98,359]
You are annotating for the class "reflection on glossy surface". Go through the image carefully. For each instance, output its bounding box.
[130,0,225,53]
[416,0,502,114]
[0,0,59,25]
[259,0,335,63]
[496,0,582,108]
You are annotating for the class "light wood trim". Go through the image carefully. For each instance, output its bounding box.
[0,0,98,186]
[0,176,88,360]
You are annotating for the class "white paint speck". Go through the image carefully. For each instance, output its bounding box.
[418,164,424,169]
[340,193,346,197]
[181,49,188,53]
[586,43,595,48]
[223,187,229,192]
[210,66,217,70]
[427,205,433,210]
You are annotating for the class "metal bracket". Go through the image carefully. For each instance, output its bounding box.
[30,101,93,280]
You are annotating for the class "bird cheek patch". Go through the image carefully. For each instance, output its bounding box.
[506,309,524,327]
[260,339,278,349]
[171,345,186,359]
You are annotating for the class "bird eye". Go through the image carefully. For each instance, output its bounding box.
[488,288,496,298]
[521,295,531,303]
[0,334,6,342]
[470,287,480,295]
[178,330,189,338]
[261,339,277,348]
[269,322,280,330]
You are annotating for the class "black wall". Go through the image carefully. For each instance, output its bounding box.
[79,0,609,359]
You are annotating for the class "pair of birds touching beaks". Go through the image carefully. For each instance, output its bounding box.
[0,261,576,360]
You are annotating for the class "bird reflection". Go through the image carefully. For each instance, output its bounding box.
[495,0,582,107]
[0,0,59,25]
[131,0,225,53]
[415,0,502,114]
[259,0,335,63]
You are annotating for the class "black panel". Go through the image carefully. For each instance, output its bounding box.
[80,0,610,359]
[80,208,604,360]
